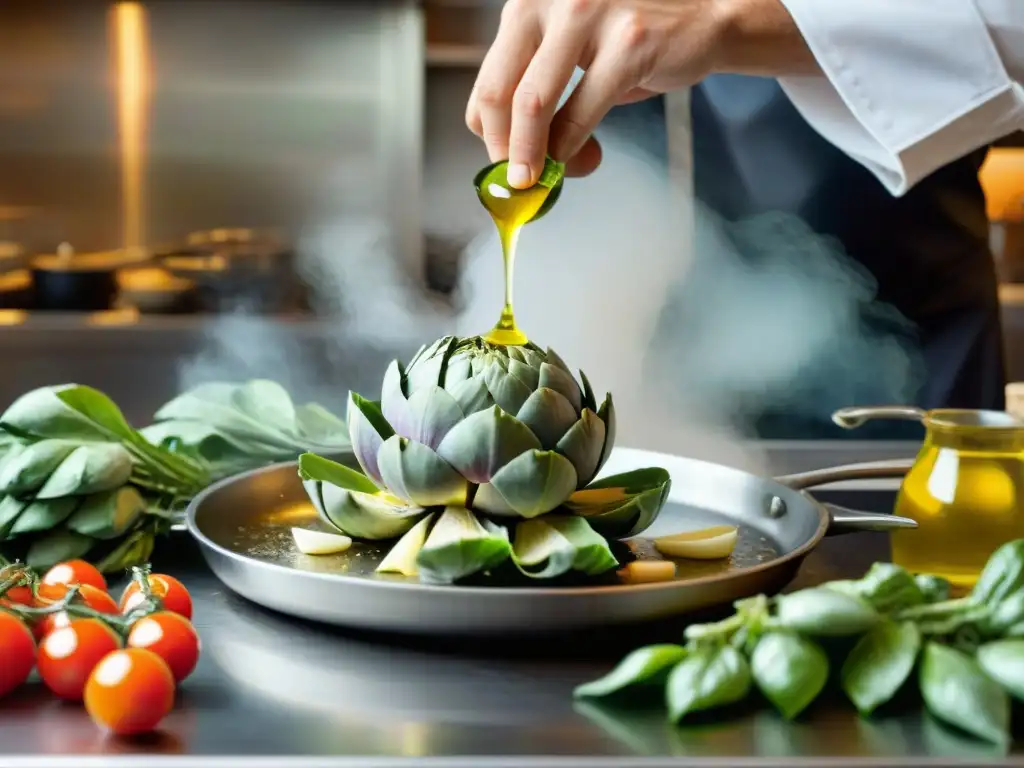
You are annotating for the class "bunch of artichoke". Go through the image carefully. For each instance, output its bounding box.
[0,384,209,572]
[300,336,671,584]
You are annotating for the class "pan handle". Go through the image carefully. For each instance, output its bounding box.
[775,458,914,491]
[775,458,918,534]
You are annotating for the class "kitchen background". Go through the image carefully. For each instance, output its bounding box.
[2,0,1024,457]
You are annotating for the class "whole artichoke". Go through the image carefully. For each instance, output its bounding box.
[300,336,671,584]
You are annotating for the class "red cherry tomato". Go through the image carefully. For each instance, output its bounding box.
[0,611,35,698]
[2,585,34,606]
[126,611,200,683]
[32,609,74,643]
[85,648,175,736]
[42,560,107,592]
[120,575,192,620]
[36,583,119,615]
[37,618,121,700]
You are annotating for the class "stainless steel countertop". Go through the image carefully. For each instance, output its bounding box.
[1,486,1020,768]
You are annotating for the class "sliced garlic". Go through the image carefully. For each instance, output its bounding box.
[653,525,738,560]
[291,527,353,555]
[617,560,677,584]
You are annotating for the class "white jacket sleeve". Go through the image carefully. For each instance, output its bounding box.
[776,0,1024,196]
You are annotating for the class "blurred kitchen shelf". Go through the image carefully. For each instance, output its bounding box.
[426,43,486,67]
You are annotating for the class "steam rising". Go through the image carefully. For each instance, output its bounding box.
[174,105,922,472]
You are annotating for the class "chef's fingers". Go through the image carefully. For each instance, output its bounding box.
[467,5,541,163]
[548,45,633,164]
[616,86,658,106]
[564,135,603,178]
[505,12,590,188]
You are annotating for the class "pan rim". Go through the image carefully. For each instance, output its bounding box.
[185,447,830,598]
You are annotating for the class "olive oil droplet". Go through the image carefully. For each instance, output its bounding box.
[477,179,552,346]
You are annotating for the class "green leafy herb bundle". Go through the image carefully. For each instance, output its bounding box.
[575,539,1024,747]
[141,380,351,481]
[0,384,210,572]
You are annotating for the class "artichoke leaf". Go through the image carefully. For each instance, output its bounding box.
[380,360,412,435]
[483,361,532,416]
[346,394,392,487]
[516,387,577,450]
[436,406,541,484]
[446,377,494,416]
[474,450,578,519]
[35,443,134,499]
[595,393,616,474]
[403,386,464,449]
[415,506,512,584]
[538,362,582,413]
[566,467,672,538]
[507,358,540,391]
[511,515,618,578]
[578,369,599,413]
[315,483,426,540]
[377,436,468,507]
[376,513,435,576]
[556,408,606,487]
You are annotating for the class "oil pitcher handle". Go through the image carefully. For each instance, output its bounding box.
[775,458,914,491]
[832,405,927,430]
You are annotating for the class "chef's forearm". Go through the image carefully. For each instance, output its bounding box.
[710,0,821,77]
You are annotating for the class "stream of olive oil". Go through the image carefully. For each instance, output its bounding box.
[477,179,552,346]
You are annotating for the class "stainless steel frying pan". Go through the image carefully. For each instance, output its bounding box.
[185,447,915,636]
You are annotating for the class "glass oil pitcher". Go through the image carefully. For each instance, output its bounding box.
[833,405,1024,590]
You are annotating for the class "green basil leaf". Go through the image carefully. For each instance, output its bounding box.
[972,540,1024,607]
[230,380,298,437]
[751,631,828,719]
[919,642,1010,746]
[666,645,751,723]
[982,589,1024,638]
[915,574,951,604]
[0,386,113,443]
[852,563,925,613]
[34,444,133,499]
[25,529,95,571]
[977,639,1024,700]
[775,587,880,636]
[574,644,687,699]
[0,439,79,495]
[10,497,81,535]
[841,620,921,715]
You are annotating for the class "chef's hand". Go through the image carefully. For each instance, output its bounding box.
[465,0,814,187]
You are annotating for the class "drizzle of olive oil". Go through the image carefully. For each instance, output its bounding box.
[477,179,552,346]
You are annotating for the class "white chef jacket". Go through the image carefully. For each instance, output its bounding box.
[776,0,1024,196]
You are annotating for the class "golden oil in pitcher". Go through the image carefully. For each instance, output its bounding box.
[474,158,564,346]
[891,412,1024,589]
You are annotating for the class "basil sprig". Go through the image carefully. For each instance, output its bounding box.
[575,538,1024,747]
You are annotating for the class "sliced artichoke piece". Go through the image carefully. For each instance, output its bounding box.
[10,496,82,535]
[0,439,79,496]
[66,486,145,540]
[566,468,672,538]
[556,408,606,487]
[377,512,435,576]
[35,443,133,499]
[415,506,511,584]
[512,515,618,579]
[474,450,578,519]
[436,405,541,484]
[26,529,94,571]
[376,436,468,507]
[299,452,426,539]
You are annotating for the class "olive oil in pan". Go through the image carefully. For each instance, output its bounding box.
[476,171,553,347]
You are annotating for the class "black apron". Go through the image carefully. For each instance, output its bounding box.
[604,77,1006,440]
